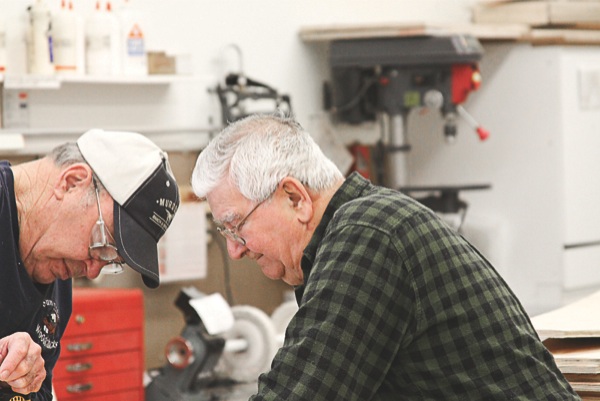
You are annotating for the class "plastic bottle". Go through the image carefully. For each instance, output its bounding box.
[27,0,54,75]
[75,1,86,74]
[51,0,78,75]
[85,1,112,75]
[0,17,7,74]
[115,0,147,76]
[106,1,121,75]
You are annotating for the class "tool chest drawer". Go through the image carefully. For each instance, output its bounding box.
[54,288,145,401]
[55,349,142,377]
[61,329,142,356]
[54,369,142,399]
[61,389,142,401]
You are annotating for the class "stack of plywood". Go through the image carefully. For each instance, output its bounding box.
[532,291,600,400]
[473,0,600,44]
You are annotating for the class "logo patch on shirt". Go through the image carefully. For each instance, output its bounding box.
[8,396,28,401]
[35,299,59,350]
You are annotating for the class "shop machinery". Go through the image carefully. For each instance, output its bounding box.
[325,34,491,228]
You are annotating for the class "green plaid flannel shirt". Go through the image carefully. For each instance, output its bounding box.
[250,173,579,401]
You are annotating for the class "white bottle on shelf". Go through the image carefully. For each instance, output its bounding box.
[75,1,86,75]
[115,0,147,76]
[106,1,122,76]
[51,0,79,75]
[27,0,54,75]
[0,17,7,74]
[85,1,112,75]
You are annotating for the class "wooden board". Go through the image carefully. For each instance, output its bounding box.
[298,22,530,42]
[544,338,600,374]
[579,392,600,401]
[299,21,600,45]
[473,1,600,26]
[532,290,600,339]
[299,22,433,42]
[565,373,600,383]
[572,382,600,393]
[525,28,600,45]
[474,2,552,25]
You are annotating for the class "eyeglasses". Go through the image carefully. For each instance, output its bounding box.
[89,178,124,274]
[217,198,267,246]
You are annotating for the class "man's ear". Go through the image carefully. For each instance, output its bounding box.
[54,163,93,200]
[280,177,312,224]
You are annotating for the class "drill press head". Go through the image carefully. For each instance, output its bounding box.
[326,35,484,140]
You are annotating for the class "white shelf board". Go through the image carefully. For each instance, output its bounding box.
[0,73,203,89]
[0,125,219,156]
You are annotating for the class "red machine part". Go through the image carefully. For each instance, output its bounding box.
[458,105,490,141]
[452,64,489,141]
[451,64,481,105]
[165,336,195,369]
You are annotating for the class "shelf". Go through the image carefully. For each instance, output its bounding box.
[299,22,529,42]
[299,22,600,46]
[0,125,220,156]
[0,73,200,90]
[0,73,219,156]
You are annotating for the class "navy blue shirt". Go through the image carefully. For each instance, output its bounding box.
[0,161,72,400]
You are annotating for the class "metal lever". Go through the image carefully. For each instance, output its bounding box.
[456,105,489,141]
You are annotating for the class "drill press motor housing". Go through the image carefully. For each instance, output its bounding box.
[327,34,486,140]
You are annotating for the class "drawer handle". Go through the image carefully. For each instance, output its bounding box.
[66,383,93,393]
[66,342,93,352]
[66,362,92,372]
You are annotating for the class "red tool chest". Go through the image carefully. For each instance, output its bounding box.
[54,288,145,401]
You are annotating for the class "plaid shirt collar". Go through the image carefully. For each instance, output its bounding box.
[296,172,371,301]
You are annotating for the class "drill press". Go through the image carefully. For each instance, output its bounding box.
[326,34,489,189]
[325,34,491,230]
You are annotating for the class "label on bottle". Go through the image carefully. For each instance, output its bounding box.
[126,24,144,56]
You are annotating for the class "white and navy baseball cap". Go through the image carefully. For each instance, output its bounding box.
[77,129,180,288]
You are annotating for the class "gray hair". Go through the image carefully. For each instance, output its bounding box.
[192,114,344,201]
[49,142,105,198]
[49,142,86,167]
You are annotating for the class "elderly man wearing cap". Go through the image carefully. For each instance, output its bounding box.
[0,129,180,400]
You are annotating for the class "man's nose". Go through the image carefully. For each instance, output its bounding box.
[226,239,246,260]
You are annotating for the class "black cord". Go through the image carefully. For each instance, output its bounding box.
[331,76,377,114]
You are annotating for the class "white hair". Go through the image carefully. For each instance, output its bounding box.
[49,141,105,205]
[192,114,344,202]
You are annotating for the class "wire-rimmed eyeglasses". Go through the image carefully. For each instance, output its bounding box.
[90,178,124,274]
[217,198,267,246]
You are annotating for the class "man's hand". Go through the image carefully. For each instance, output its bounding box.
[0,332,45,394]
